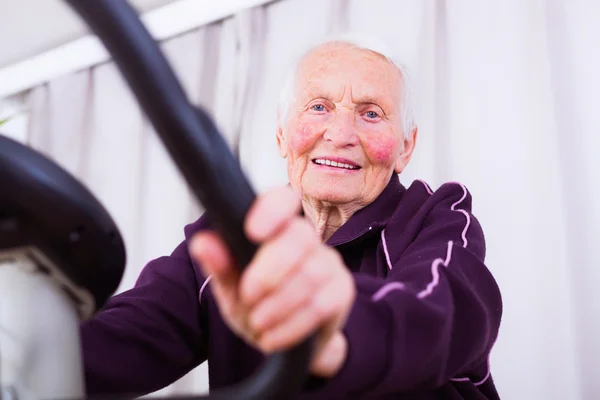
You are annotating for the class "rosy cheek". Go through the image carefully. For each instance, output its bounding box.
[289,123,320,154]
[363,132,401,165]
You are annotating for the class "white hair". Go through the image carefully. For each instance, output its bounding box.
[277,32,416,138]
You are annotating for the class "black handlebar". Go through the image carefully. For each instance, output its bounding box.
[63,1,313,399]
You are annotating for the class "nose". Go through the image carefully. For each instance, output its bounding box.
[323,111,359,148]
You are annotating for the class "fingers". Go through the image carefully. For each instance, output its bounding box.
[240,217,319,307]
[248,268,313,332]
[257,306,320,353]
[249,248,352,352]
[256,277,344,352]
[245,186,301,243]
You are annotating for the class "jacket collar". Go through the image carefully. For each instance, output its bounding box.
[323,174,405,247]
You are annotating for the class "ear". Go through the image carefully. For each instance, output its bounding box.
[276,121,288,158]
[394,127,418,174]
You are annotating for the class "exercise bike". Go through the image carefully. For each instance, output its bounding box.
[0,1,313,399]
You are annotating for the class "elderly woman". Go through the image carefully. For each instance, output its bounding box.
[82,35,503,399]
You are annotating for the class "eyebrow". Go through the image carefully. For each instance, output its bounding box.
[299,91,394,116]
[354,96,386,107]
[302,92,387,107]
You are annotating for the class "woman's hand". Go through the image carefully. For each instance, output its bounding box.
[189,186,356,377]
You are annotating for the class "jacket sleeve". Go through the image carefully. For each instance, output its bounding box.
[316,183,502,397]
[80,241,208,396]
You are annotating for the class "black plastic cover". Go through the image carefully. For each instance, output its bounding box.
[0,134,125,315]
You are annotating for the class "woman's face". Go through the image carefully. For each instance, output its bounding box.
[277,42,416,207]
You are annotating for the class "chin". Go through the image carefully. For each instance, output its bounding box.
[304,184,358,204]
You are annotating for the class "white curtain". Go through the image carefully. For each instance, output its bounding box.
[15,0,600,398]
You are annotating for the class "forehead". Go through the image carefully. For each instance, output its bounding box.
[295,42,402,106]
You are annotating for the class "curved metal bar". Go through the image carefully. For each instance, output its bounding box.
[62,1,313,399]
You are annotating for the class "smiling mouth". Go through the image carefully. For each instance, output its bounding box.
[312,158,361,170]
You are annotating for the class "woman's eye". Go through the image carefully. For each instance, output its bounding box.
[365,110,380,119]
[311,104,326,112]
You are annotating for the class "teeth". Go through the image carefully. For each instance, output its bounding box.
[314,159,358,170]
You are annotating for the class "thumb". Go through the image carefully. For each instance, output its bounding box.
[189,231,239,287]
[310,331,348,378]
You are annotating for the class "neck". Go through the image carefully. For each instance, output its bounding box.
[302,198,364,242]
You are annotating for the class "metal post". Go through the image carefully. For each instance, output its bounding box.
[0,251,84,400]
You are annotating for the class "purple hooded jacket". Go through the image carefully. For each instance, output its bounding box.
[81,175,503,399]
